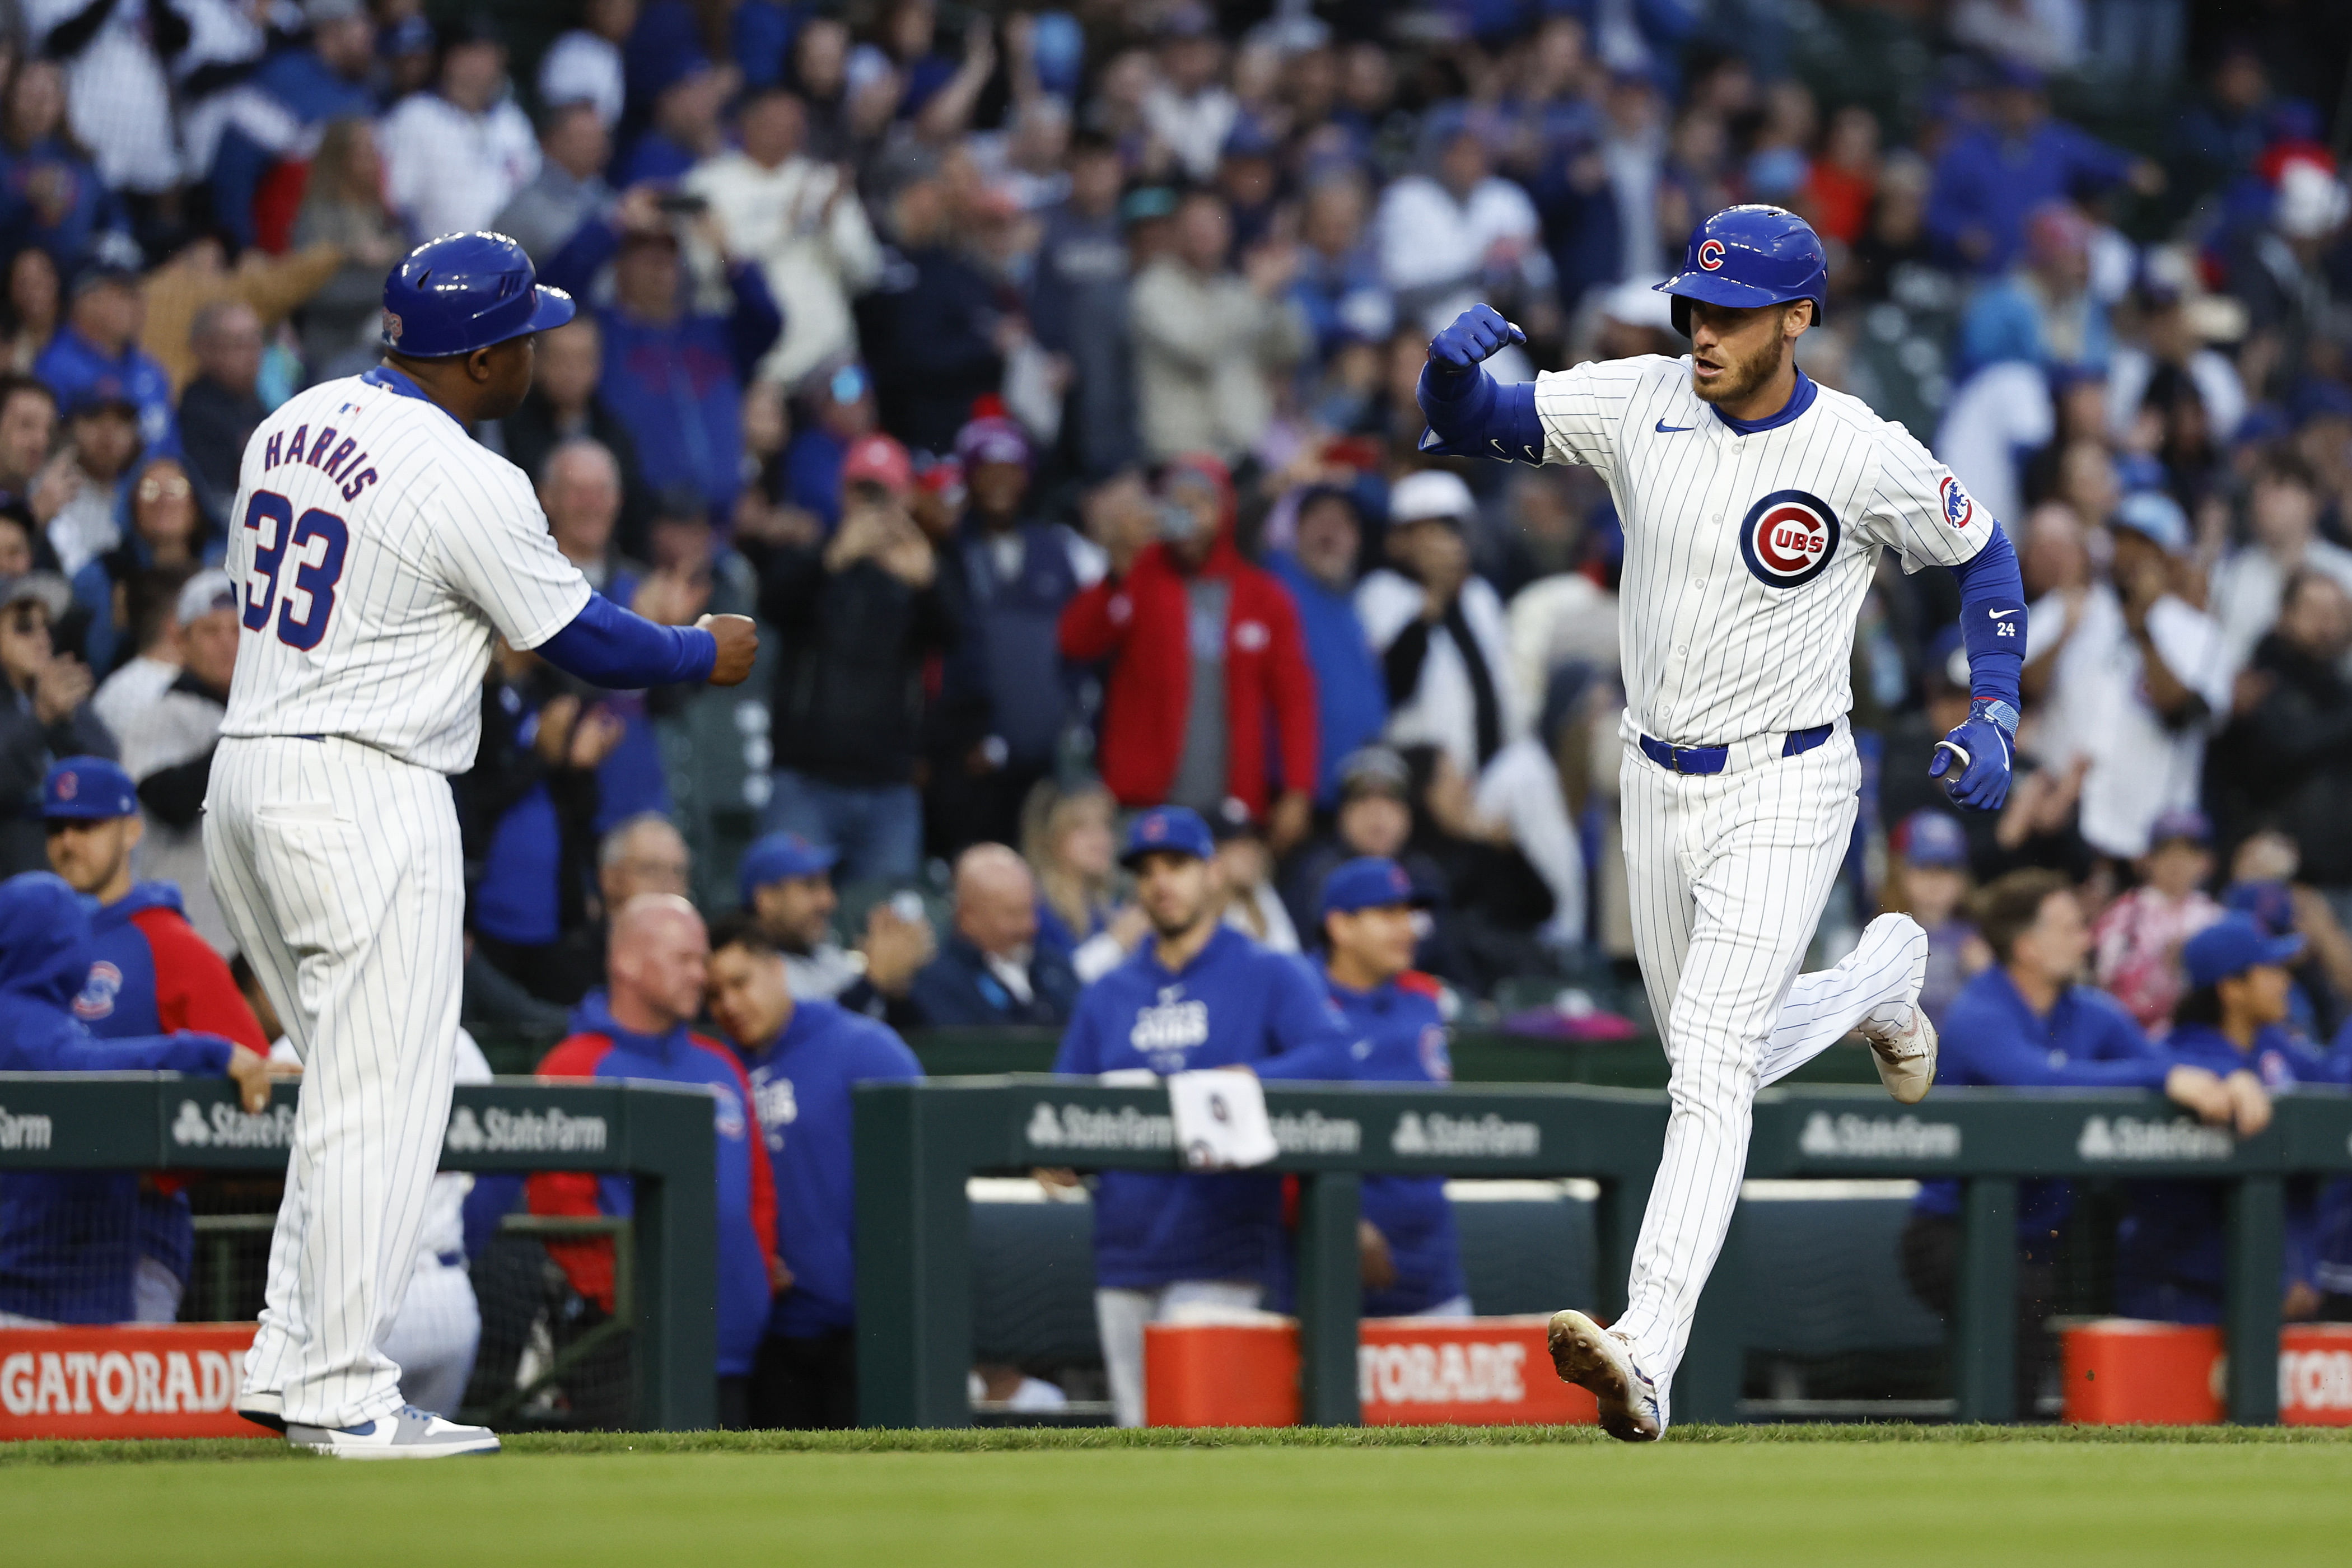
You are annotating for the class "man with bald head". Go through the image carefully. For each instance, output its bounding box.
[530,893,781,1426]
[903,843,1081,1027]
[707,911,922,1426]
[542,438,645,596]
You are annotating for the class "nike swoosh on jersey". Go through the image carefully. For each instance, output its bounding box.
[1655,419,1695,432]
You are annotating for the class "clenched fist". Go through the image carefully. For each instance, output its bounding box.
[699,614,759,687]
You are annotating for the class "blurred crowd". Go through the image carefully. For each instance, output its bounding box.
[5,0,2352,1413]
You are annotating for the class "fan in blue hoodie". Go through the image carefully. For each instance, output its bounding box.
[1051,806,1358,1427]
[2116,915,2345,1326]
[1315,857,1469,1319]
[0,871,267,1323]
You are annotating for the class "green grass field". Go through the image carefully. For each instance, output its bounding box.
[8,1426,2350,1568]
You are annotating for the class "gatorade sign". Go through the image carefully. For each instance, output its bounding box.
[0,1324,268,1440]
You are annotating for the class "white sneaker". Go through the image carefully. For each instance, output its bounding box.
[1546,1310,1664,1442]
[287,1405,500,1459]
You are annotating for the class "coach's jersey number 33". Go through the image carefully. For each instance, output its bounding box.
[240,491,351,651]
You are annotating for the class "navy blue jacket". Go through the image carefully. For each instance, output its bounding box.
[2115,1022,2346,1324]
[1054,926,1357,1289]
[908,932,1079,1029]
[958,519,1086,770]
[0,874,236,1322]
[738,998,923,1337]
[1329,970,1467,1317]
[1915,965,2170,1236]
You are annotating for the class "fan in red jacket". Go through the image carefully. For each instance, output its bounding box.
[1058,454,1318,845]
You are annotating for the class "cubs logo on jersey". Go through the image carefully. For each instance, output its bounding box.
[1939,475,1974,530]
[1737,489,1841,589]
[73,960,122,1021]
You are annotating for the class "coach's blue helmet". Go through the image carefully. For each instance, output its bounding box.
[379,231,576,358]
[1654,204,1827,338]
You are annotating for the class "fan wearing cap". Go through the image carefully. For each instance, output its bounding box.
[0,569,113,878]
[1278,745,1463,984]
[1883,809,1991,1026]
[1051,805,1358,1427]
[745,431,957,884]
[43,755,272,1322]
[2089,807,2224,1033]
[374,20,540,242]
[1357,468,1583,945]
[44,388,147,580]
[736,830,935,1016]
[34,265,176,465]
[2114,914,2346,1327]
[1317,856,1471,1320]
[1058,455,1319,850]
[2024,489,2231,860]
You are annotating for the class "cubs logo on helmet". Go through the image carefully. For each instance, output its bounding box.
[1939,475,1974,531]
[1737,489,1841,589]
[1697,239,1725,270]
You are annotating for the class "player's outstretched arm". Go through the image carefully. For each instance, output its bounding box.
[536,592,758,690]
[1416,305,1544,464]
[1930,524,2027,812]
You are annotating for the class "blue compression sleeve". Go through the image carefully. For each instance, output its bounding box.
[1416,367,1543,464]
[1950,522,2026,710]
[536,591,717,688]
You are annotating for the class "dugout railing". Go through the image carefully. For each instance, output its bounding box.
[0,1072,720,1431]
[855,1077,2352,1428]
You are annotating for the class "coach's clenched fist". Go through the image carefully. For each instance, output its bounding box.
[700,613,759,686]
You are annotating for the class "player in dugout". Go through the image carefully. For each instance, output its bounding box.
[41,755,271,1325]
[0,869,273,1324]
[1050,805,1359,1427]
[1317,856,1471,1319]
[1901,867,2269,1410]
[2113,914,2351,1326]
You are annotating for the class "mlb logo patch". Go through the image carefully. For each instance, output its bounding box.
[1939,475,1974,530]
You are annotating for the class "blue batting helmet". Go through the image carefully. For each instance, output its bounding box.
[1654,205,1827,337]
[379,231,576,358]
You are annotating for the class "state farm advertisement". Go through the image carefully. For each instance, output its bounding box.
[1,1324,267,1440]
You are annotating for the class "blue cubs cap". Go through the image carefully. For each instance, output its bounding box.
[2111,489,2189,554]
[1655,204,1828,338]
[2183,913,2304,990]
[44,756,138,821]
[380,231,575,358]
[1120,806,1214,867]
[1320,856,1430,918]
[738,832,839,902]
[1893,810,1968,871]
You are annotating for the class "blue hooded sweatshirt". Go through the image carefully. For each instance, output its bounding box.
[1328,971,1467,1317]
[530,991,778,1377]
[736,997,923,1338]
[0,872,236,1322]
[1053,926,1357,1289]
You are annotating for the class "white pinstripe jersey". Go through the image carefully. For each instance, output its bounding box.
[1534,354,1997,748]
[216,372,592,774]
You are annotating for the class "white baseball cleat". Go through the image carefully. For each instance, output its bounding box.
[287,1406,500,1459]
[1546,1309,1663,1442]
[1858,998,1938,1105]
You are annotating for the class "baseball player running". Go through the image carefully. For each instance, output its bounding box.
[1417,205,2026,1440]
[206,232,757,1458]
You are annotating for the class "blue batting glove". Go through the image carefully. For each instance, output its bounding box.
[1929,698,2019,812]
[1426,305,1525,380]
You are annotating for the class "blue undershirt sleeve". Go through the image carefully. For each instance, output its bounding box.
[1949,523,2026,710]
[536,592,717,689]
[1416,367,1543,464]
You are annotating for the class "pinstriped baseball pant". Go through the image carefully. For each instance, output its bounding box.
[1610,726,1916,1413]
[204,736,466,1430]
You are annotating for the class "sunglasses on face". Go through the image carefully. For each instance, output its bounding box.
[138,475,192,503]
